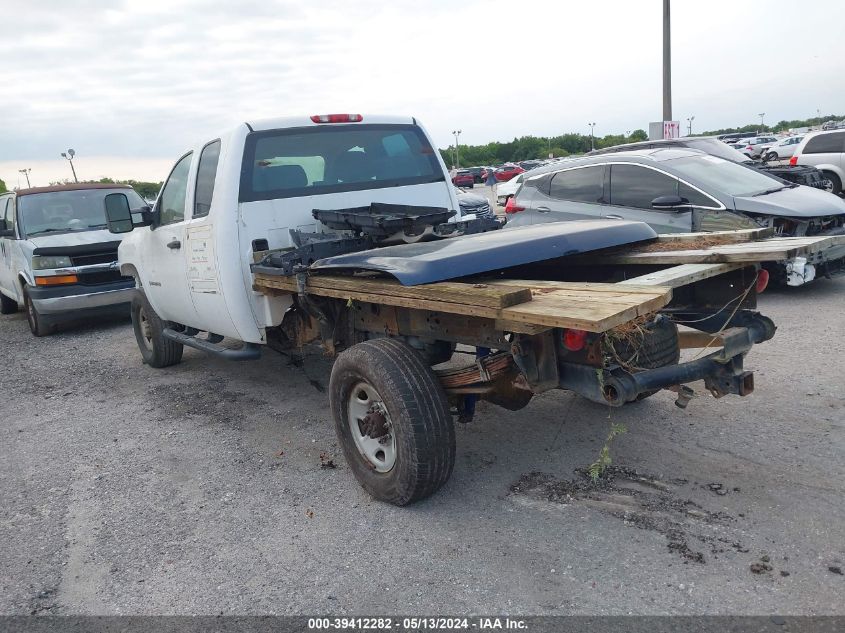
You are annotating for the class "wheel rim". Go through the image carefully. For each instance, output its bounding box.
[25,296,37,330]
[138,306,154,352]
[347,381,396,473]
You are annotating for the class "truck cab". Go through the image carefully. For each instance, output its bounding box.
[110,114,459,346]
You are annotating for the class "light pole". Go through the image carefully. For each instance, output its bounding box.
[588,123,596,151]
[662,0,672,122]
[758,113,765,133]
[686,115,695,136]
[61,149,78,183]
[18,168,31,188]
[451,130,462,168]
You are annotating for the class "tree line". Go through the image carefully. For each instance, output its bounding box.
[699,114,843,136]
[440,130,648,167]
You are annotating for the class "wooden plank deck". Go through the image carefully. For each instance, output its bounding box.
[253,273,673,333]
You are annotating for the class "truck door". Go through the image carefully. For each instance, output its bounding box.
[141,152,201,326]
[604,164,692,233]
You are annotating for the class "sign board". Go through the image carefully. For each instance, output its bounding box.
[649,121,681,140]
[663,121,681,139]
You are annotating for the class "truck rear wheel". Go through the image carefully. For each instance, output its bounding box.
[329,338,455,506]
[132,292,183,368]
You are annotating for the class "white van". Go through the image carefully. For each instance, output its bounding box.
[0,183,143,336]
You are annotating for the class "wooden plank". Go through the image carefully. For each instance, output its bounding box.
[500,289,671,332]
[618,263,745,288]
[253,273,533,309]
[592,235,845,265]
[482,279,671,295]
[258,283,505,320]
[654,228,774,244]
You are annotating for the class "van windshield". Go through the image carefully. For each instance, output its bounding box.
[665,155,783,197]
[239,124,445,202]
[19,188,146,238]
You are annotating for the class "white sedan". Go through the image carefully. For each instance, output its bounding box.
[496,172,525,205]
[761,136,804,162]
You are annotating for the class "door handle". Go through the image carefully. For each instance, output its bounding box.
[605,214,624,219]
[536,206,551,212]
[166,239,181,250]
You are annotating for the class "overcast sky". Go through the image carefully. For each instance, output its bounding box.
[1,0,842,188]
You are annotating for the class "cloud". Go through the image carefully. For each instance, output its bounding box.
[1,0,843,188]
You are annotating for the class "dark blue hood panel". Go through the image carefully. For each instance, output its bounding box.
[310,220,657,285]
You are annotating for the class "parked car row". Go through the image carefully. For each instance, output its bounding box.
[504,147,845,285]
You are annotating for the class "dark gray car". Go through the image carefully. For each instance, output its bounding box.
[506,148,845,284]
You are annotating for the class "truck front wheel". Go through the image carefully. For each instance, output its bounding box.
[132,293,183,368]
[329,338,455,506]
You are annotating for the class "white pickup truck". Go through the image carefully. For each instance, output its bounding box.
[104,113,780,505]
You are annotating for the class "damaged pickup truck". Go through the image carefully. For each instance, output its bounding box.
[100,114,832,506]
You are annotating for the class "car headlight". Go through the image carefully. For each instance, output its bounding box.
[31,255,73,270]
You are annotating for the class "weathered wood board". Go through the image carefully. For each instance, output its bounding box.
[253,273,673,333]
[580,235,845,265]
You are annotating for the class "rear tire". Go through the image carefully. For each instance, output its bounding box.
[23,288,52,337]
[329,338,455,506]
[823,172,842,195]
[131,292,183,368]
[0,292,18,315]
[607,317,680,402]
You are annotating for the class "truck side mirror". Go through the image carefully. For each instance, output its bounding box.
[104,193,135,233]
[0,218,13,238]
[651,195,690,211]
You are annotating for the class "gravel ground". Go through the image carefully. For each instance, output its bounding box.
[1,278,843,616]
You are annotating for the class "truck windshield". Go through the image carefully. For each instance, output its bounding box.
[665,155,783,198]
[19,188,146,238]
[239,124,445,202]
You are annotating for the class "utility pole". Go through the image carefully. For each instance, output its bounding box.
[18,168,32,188]
[662,0,672,122]
[686,116,694,136]
[758,113,765,133]
[588,123,596,151]
[451,130,462,168]
[61,149,78,183]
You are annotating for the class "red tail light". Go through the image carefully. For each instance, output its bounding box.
[756,268,770,294]
[310,114,363,123]
[562,328,588,351]
[504,196,524,214]
[789,155,798,166]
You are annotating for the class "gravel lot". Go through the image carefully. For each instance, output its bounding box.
[1,277,844,616]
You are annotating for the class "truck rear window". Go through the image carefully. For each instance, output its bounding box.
[239,124,445,202]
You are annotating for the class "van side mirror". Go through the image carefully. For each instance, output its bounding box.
[0,218,13,238]
[104,193,154,233]
[651,195,690,211]
[104,193,135,233]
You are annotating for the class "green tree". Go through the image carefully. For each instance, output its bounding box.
[0,178,7,194]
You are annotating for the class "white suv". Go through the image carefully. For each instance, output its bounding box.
[791,130,845,194]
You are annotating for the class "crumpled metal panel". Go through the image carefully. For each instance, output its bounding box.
[310,220,657,285]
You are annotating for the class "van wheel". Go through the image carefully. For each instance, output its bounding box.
[823,172,842,195]
[329,338,455,506]
[131,293,183,368]
[0,292,18,315]
[23,288,52,337]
